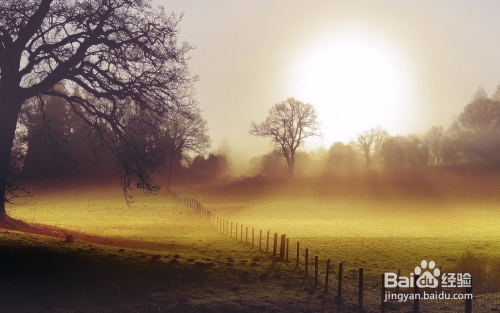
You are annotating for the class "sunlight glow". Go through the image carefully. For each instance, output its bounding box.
[296,40,404,145]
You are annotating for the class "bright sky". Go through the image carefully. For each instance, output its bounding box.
[156,0,500,163]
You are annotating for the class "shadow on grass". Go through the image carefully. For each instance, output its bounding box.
[0,241,213,312]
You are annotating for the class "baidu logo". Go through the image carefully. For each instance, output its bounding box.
[385,260,449,289]
[414,260,440,288]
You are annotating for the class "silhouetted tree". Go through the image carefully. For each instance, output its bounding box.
[381,135,428,168]
[441,136,460,164]
[259,149,311,178]
[425,126,445,165]
[450,97,500,162]
[472,86,488,101]
[21,91,75,179]
[190,153,228,180]
[456,98,500,134]
[20,86,97,179]
[326,142,358,173]
[380,136,406,168]
[404,135,429,167]
[159,112,210,191]
[250,98,320,178]
[260,149,288,178]
[354,126,388,169]
[493,84,500,102]
[0,0,197,222]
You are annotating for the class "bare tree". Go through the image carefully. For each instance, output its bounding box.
[250,98,320,178]
[0,0,198,223]
[425,126,444,165]
[354,126,388,169]
[159,112,211,191]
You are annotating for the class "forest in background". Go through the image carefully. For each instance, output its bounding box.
[13,84,500,191]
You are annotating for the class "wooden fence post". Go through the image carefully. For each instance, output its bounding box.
[236,223,238,239]
[273,233,278,256]
[437,266,442,294]
[465,278,472,313]
[259,230,262,250]
[296,241,300,266]
[315,256,319,286]
[279,234,286,260]
[338,262,343,302]
[240,225,243,242]
[414,274,419,313]
[245,227,248,244]
[359,267,363,311]
[381,273,386,313]
[286,238,289,262]
[305,248,309,277]
[325,259,330,293]
[266,231,269,253]
[231,222,233,237]
[396,268,401,294]
[252,228,254,247]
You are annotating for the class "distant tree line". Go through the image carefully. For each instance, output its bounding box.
[13,80,500,187]
[13,86,225,188]
[249,84,500,178]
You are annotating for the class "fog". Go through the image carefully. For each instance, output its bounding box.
[157,0,500,157]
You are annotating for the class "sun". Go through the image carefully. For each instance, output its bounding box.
[295,40,404,145]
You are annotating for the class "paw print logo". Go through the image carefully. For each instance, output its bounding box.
[415,260,440,288]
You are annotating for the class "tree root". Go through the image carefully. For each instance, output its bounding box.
[0,213,32,230]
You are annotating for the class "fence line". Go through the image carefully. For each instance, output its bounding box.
[181,197,478,313]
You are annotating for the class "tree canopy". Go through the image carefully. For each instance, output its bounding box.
[250,98,320,178]
[0,0,198,217]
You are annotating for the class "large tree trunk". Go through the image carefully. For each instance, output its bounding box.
[167,148,174,193]
[288,155,295,179]
[0,91,24,219]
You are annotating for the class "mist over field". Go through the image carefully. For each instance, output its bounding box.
[2,1,500,312]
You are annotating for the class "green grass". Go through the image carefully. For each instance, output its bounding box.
[3,169,500,312]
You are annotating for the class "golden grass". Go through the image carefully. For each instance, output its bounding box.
[3,171,500,312]
[203,197,499,278]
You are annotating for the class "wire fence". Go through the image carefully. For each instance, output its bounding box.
[182,197,496,313]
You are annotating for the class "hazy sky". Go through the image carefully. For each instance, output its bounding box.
[156,0,500,163]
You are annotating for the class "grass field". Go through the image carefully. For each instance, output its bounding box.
[2,167,500,312]
[199,195,500,280]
